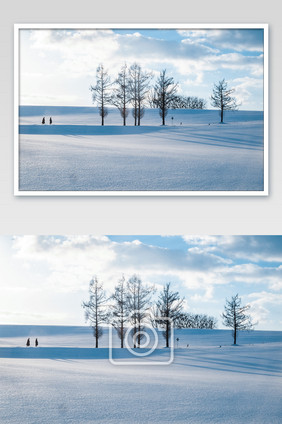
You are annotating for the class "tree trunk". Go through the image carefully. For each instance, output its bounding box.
[166,321,169,348]
[95,326,98,348]
[121,321,124,348]
[133,326,136,348]
[95,292,99,348]
[137,322,140,348]
[162,109,165,126]
[221,107,224,123]
[138,99,141,126]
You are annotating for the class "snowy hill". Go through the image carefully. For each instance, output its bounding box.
[19,105,263,126]
[0,324,281,348]
[17,106,265,192]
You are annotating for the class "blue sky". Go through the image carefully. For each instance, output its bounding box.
[19,27,264,110]
[0,235,281,329]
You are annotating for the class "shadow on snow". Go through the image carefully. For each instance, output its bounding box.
[19,125,166,136]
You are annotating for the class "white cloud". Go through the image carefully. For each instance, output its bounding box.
[0,310,68,325]
[1,235,281,328]
[19,28,264,108]
[247,291,282,325]
[10,236,282,297]
[8,235,232,298]
[183,236,282,263]
[231,76,263,105]
[24,29,263,82]
[178,29,264,52]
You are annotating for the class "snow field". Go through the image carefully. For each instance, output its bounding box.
[18,107,264,192]
[0,326,281,423]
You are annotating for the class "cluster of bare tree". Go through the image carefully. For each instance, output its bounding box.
[149,94,206,110]
[83,276,253,348]
[90,65,211,126]
[90,63,152,127]
[91,63,239,126]
[83,276,220,349]
[175,312,217,330]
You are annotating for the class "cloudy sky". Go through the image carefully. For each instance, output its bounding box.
[19,27,264,110]
[0,235,281,330]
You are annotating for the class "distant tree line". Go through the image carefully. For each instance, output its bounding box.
[171,95,206,110]
[175,312,217,330]
[90,64,210,127]
[149,93,206,110]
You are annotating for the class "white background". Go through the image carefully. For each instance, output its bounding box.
[1,0,281,235]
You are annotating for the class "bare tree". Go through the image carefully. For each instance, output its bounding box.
[129,63,152,126]
[155,283,184,348]
[82,277,108,348]
[222,293,255,345]
[127,275,154,348]
[110,276,128,348]
[211,79,238,123]
[147,88,159,109]
[90,64,112,126]
[112,64,131,126]
[153,70,178,125]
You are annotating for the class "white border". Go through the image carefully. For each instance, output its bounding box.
[14,23,269,197]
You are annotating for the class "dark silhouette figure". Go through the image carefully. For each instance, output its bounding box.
[42,117,45,124]
[49,117,52,125]
[35,338,38,347]
[26,338,30,347]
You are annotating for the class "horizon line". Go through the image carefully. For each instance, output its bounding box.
[19,105,264,112]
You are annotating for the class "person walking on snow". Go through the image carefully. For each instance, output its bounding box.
[35,338,38,347]
[49,117,52,125]
[26,338,30,347]
[42,117,45,124]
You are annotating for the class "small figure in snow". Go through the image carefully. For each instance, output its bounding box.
[35,338,38,347]
[42,117,45,125]
[49,117,52,125]
[26,338,30,347]
[171,116,174,125]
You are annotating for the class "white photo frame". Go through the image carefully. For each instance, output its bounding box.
[14,23,268,196]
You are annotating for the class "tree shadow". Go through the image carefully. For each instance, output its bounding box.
[174,350,282,377]
[19,125,166,136]
[0,347,170,361]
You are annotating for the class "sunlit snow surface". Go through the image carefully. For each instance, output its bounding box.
[18,107,264,192]
[0,325,281,423]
